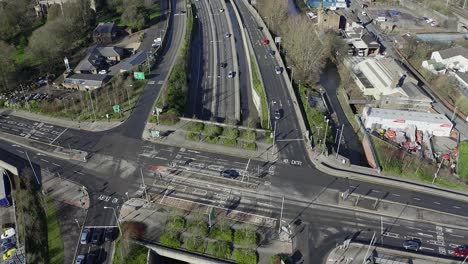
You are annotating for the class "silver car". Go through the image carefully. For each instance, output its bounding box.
[403,239,421,251]
[275,66,282,74]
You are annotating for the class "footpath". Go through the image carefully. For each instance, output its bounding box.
[325,242,460,264]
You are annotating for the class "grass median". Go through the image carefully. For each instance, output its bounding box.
[250,55,269,129]
[46,197,64,264]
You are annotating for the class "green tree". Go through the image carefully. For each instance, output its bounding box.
[121,4,147,30]
[0,41,16,93]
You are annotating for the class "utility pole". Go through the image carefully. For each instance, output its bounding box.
[20,84,31,112]
[25,151,40,185]
[362,232,376,264]
[451,106,457,121]
[241,158,251,182]
[125,85,132,107]
[86,89,97,122]
[336,124,344,159]
[322,118,329,154]
[140,168,149,202]
[272,120,277,156]
[278,196,284,234]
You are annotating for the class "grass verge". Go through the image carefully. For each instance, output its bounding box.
[46,197,64,264]
[113,238,148,264]
[251,55,269,129]
[458,141,468,178]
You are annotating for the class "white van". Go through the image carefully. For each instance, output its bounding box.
[376,17,387,22]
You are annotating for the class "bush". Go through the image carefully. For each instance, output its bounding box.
[184,235,205,253]
[233,249,257,264]
[204,136,219,144]
[159,110,180,125]
[186,132,200,141]
[206,241,231,259]
[185,122,204,132]
[204,124,222,136]
[187,218,209,236]
[166,215,185,231]
[240,130,256,141]
[222,138,236,147]
[242,142,257,151]
[222,127,239,139]
[265,132,273,144]
[210,222,233,242]
[270,254,290,264]
[159,231,181,248]
[234,226,258,247]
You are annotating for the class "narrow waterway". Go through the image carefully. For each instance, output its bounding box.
[319,63,367,166]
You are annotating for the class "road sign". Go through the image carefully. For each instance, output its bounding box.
[151,130,160,138]
[113,105,120,113]
[134,72,145,80]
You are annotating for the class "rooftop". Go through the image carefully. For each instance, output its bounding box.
[97,46,123,57]
[438,46,468,60]
[94,22,115,34]
[64,73,109,87]
[456,71,468,84]
[365,107,451,124]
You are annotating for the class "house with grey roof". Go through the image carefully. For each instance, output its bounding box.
[63,73,110,91]
[97,46,124,61]
[93,22,118,44]
[74,45,125,74]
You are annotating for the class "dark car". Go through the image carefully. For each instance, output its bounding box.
[220,169,239,178]
[403,239,421,251]
[104,227,114,242]
[91,228,103,245]
[268,49,275,56]
[220,62,227,68]
[80,228,91,244]
[86,253,96,264]
[274,109,281,120]
[1,243,14,254]
[455,245,468,257]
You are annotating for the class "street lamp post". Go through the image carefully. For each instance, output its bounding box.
[336,124,345,159]
[322,118,329,154]
[103,206,122,237]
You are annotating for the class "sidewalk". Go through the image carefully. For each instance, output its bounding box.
[325,243,459,264]
[143,121,275,161]
[0,108,121,132]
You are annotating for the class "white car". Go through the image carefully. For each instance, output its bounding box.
[98,70,107,75]
[362,11,367,16]
[228,71,235,78]
[275,66,282,74]
[1,228,15,240]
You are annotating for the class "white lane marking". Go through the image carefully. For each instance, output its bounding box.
[413,197,421,201]
[391,193,401,197]
[371,190,380,193]
[450,243,462,248]
[40,159,49,163]
[453,206,461,209]
[449,234,464,238]
[416,232,433,237]
[383,232,399,238]
[15,149,24,154]
[49,127,68,144]
[419,247,434,251]
[407,226,422,231]
[74,171,84,175]
[434,202,441,205]
[383,222,400,226]
[154,156,168,160]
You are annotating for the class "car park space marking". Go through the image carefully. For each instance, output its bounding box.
[382,232,399,238]
[438,247,447,255]
[427,240,445,246]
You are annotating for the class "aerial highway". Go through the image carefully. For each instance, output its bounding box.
[1,0,468,263]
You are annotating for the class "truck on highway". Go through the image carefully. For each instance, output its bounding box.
[0,172,10,207]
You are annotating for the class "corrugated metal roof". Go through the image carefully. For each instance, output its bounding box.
[367,107,450,124]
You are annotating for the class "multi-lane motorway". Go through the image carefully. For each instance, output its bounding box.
[1,0,468,263]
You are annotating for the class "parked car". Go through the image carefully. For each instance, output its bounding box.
[403,239,421,251]
[275,66,282,74]
[91,228,103,245]
[75,255,85,264]
[268,49,275,56]
[80,228,91,244]
[455,245,468,257]
[2,248,15,261]
[98,70,107,75]
[86,253,97,264]
[1,229,15,240]
[227,71,235,78]
[1,243,14,254]
[225,32,231,38]
[361,11,367,16]
[220,169,239,178]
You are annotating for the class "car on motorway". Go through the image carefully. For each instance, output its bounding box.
[80,228,91,244]
[98,69,107,75]
[104,227,114,242]
[219,8,224,12]
[225,32,231,38]
[402,239,421,251]
[227,71,235,78]
[220,62,227,68]
[91,228,103,245]
[268,49,275,56]
[275,66,282,74]
[274,109,281,120]
[262,38,269,45]
[455,245,468,257]
[220,169,239,178]
[75,255,85,264]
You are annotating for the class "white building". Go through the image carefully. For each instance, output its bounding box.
[422,46,468,73]
[362,107,453,137]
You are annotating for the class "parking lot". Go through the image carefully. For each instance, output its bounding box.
[367,6,443,32]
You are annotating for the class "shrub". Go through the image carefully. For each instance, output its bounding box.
[222,138,236,147]
[265,132,273,144]
[233,249,257,264]
[204,136,219,144]
[186,132,200,141]
[204,124,222,136]
[222,127,239,139]
[159,231,181,248]
[270,254,290,264]
[185,122,204,132]
[184,235,205,253]
[240,130,256,141]
[166,215,185,231]
[210,221,233,242]
[206,241,231,259]
[159,110,180,125]
[242,142,257,151]
[234,226,258,247]
[187,218,209,236]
